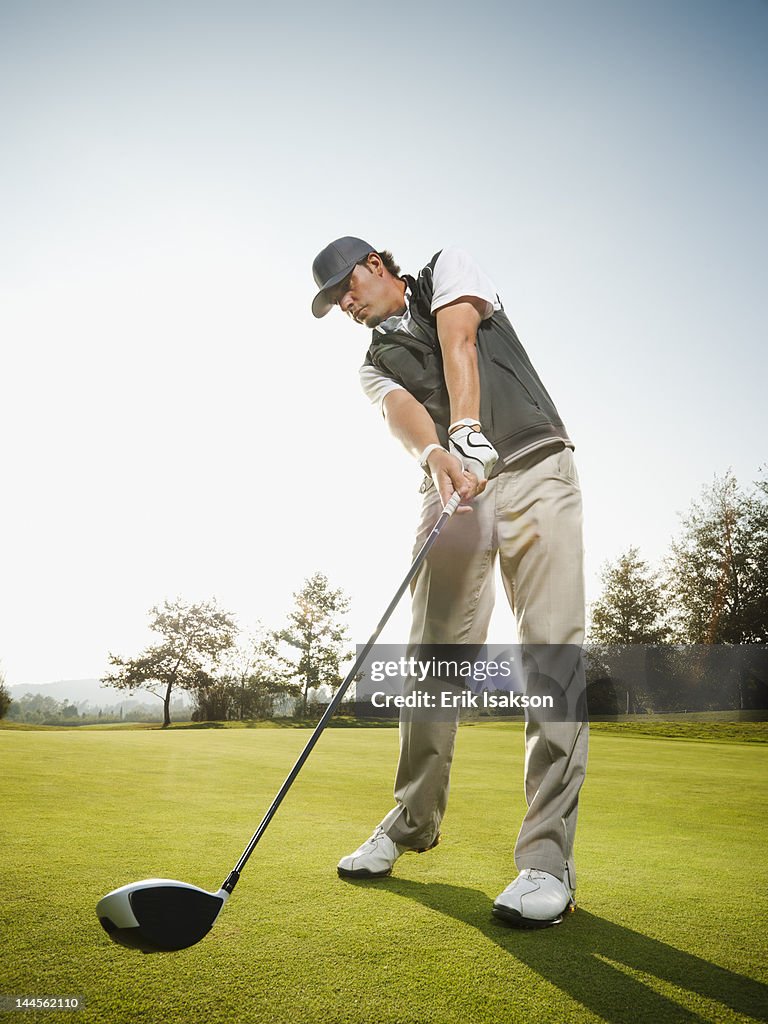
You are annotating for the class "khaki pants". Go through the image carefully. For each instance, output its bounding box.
[379,445,589,888]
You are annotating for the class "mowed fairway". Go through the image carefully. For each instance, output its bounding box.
[2,724,767,1024]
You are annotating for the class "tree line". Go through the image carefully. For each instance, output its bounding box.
[2,691,191,726]
[586,469,768,714]
[102,572,353,727]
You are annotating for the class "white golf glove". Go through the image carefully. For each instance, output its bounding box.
[448,419,499,481]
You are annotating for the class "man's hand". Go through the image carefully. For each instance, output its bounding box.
[426,447,486,511]
[448,422,499,481]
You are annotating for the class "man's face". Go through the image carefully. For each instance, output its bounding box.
[329,254,404,329]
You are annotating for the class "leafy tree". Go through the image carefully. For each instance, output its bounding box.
[191,678,236,723]
[0,667,11,720]
[103,598,238,727]
[587,548,671,715]
[743,467,768,641]
[666,470,768,643]
[193,625,299,722]
[230,626,298,719]
[589,547,670,645]
[6,693,64,723]
[274,573,354,716]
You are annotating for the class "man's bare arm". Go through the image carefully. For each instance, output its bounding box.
[434,297,485,423]
[382,389,440,459]
[435,296,499,481]
[382,389,484,508]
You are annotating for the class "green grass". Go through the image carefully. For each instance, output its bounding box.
[586,719,768,743]
[1,725,767,1024]
[0,716,401,732]
[5,712,765,742]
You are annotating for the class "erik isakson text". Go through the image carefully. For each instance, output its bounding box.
[369,690,554,710]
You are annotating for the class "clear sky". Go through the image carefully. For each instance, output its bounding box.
[1,0,766,684]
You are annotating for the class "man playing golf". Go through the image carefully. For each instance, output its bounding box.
[311,238,588,929]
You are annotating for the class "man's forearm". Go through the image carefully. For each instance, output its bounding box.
[381,387,485,507]
[382,389,440,459]
[441,337,481,423]
[435,298,485,424]
[435,298,499,481]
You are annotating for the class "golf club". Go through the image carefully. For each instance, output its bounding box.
[97,490,462,952]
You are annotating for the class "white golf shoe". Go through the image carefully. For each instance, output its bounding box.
[492,868,576,929]
[337,825,440,879]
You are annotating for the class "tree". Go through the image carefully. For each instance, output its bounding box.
[191,678,236,723]
[743,467,768,641]
[658,469,768,711]
[274,572,354,716]
[587,548,670,715]
[6,693,64,724]
[231,626,298,719]
[103,598,238,727]
[589,547,670,645]
[0,667,11,720]
[192,625,299,722]
[666,470,768,643]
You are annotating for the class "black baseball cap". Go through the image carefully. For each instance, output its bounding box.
[311,236,376,318]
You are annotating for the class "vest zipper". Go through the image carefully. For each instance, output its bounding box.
[490,355,542,410]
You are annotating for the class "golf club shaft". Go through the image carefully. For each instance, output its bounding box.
[222,490,462,893]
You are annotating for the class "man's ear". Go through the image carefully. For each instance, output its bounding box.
[366,252,383,276]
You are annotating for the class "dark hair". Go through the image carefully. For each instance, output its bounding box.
[327,250,403,306]
[357,250,402,278]
[376,250,402,277]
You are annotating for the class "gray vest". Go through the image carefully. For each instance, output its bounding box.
[363,252,572,476]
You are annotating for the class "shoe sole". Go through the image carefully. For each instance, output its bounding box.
[491,899,576,930]
[337,833,441,880]
[337,865,393,879]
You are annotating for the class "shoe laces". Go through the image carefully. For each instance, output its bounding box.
[520,868,549,882]
[363,825,388,848]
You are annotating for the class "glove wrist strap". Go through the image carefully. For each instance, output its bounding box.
[419,443,447,470]
[449,418,482,435]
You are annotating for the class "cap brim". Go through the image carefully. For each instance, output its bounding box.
[310,247,375,318]
[311,262,356,318]
[311,290,334,318]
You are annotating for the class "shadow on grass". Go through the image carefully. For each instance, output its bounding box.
[350,878,768,1023]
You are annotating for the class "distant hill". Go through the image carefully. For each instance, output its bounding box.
[9,678,191,709]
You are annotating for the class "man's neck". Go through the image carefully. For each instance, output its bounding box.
[389,276,408,317]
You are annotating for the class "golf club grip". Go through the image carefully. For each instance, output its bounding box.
[223,490,462,892]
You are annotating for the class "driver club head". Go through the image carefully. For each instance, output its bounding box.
[97,879,229,953]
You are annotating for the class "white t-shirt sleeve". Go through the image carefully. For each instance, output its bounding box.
[359,362,405,413]
[430,247,502,319]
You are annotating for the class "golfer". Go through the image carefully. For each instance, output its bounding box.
[311,238,588,928]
